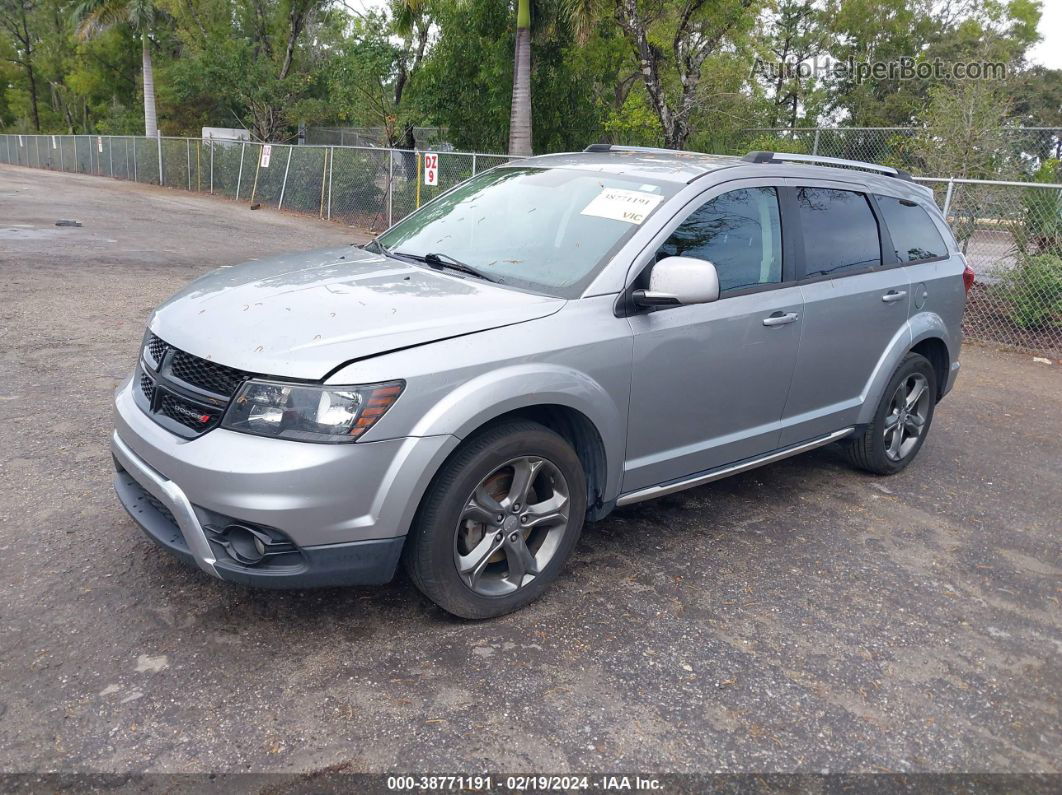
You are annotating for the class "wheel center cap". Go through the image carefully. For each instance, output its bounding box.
[502,515,519,532]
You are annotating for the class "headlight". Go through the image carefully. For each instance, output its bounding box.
[222,380,403,443]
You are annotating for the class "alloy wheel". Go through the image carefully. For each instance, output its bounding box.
[883,372,931,462]
[453,456,571,596]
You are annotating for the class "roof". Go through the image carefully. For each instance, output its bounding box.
[506,149,742,184]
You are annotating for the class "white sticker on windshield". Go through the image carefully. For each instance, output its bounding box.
[580,188,663,225]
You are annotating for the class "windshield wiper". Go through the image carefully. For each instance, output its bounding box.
[396,250,501,283]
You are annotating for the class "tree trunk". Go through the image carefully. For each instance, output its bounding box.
[141,35,158,137]
[26,60,41,131]
[507,0,533,157]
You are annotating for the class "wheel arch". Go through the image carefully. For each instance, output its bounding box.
[910,336,950,400]
[857,315,953,426]
[467,405,612,521]
[406,364,624,520]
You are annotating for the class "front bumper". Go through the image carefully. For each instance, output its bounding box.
[111,379,458,586]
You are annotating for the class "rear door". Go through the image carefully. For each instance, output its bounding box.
[778,180,911,446]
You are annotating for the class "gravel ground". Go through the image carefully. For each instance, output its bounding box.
[0,165,1059,776]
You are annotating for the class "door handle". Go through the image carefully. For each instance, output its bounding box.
[882,290,907,303]
[762,311,800,327]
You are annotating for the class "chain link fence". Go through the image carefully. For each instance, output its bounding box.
[735,127,1061,181]
[2,133,1059,356]
[915,176,1062,357]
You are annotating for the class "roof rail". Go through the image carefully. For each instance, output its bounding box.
[585,143,680,155]
[743,151,913,182]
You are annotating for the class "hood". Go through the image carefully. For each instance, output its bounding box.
[150,245,565,380]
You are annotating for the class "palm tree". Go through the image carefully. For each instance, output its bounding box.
[508,0,532,156]
[73,0,159,137]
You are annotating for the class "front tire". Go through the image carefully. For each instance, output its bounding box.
[845,352,937,475]
[404,420,587,619]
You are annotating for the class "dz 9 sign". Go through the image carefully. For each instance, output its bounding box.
[424,153,438,186]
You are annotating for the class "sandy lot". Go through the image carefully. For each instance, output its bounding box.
[0,165,1059,775]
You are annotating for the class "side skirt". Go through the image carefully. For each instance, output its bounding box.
[615,427,854,507]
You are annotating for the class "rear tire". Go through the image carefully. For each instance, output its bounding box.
[845,352,937,475]
[404,420,587,619]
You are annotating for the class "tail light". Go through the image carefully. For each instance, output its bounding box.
[957,252,975,293]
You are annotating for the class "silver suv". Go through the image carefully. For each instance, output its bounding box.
[112,147,972,617]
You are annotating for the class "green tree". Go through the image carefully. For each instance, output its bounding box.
[72,0,161,136]
[0,0,43,130]
[611,0,761,149]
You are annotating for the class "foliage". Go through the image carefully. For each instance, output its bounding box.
[1004,254,1062,329]
[1015,160,1062,256]
[0,0,1056,159]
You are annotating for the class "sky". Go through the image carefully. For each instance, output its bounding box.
[1027,0,1062,69]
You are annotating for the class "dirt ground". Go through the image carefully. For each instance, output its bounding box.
[0,165,1059,776]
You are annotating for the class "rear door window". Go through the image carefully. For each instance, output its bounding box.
[795,187,881,277]
[875,195,948,262]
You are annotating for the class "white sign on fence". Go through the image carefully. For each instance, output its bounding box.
[424,152,438,186]
[260,145,272,168]
[97,136,103,153]
[51,135,57,149]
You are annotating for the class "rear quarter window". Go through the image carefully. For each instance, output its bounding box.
[876,196,948,262]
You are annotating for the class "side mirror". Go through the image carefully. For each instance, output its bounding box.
[634,256,720,307]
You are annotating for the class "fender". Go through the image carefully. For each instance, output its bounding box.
[408,363,626,501]
[856,311,951,426]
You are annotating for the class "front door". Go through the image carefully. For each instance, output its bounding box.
[624,184,803,493]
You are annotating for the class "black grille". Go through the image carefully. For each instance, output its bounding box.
[169,350,247,397]
[137,333,254,438]
[158,392,222,432]
[147,334,168,365]
[139,373,155,402]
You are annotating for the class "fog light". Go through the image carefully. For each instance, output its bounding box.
[222,524,268,565]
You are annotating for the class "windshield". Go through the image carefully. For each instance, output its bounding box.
[375,167,676,297]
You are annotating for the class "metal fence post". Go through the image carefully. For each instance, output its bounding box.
[327,146,334,220]
[278,146,293,209]
[472,152,477,176]
[236,141,246,199]
[132,138,138,181]
[209,139,214,193]
[942,178,955,218]
[387,149,394,226]
[812,128,821,156]
[108,138,113,177]
[157,133,163,185]
[59,137,64,171]
[186,139,191,190]
[415,151,422,209]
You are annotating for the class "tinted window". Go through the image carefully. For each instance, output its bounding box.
[876,195,948,262]
[795,187,881,276]
[657,187,782,293]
